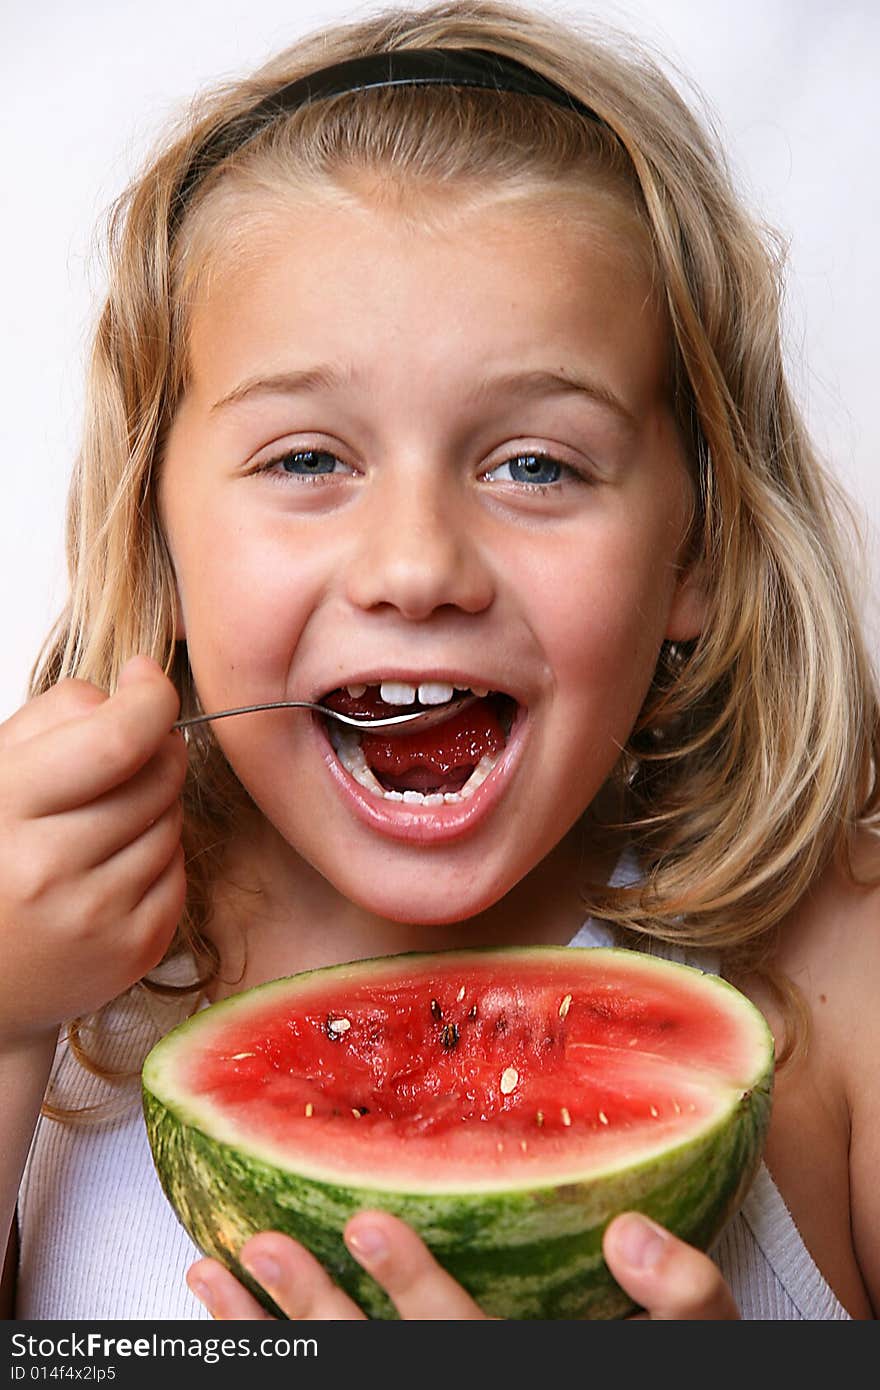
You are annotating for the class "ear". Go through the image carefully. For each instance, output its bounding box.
[664,557,708,642]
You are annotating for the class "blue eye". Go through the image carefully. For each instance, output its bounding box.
[253,447,584,492]
[488,454,565,487]
[263,449,342,478]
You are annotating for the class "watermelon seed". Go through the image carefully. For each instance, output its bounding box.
[520,1140,528,1153]
[558,994,572,1019]
[430,999,443,1022]
[230,1051,256,1060]
[536,1110,544,1127]
[649,1105,659,1117]
[352,1107,371,1120]
[560,1107,572,1127]
[327,1016,351,1039]
[500,1066,519,1095]
[456,986,466,1003]
[672,1100,681,1115]
[468,1005,478,1019]
[441,1022,459,1050]
[598,1110,609,1125]
[305,1103,314,1117]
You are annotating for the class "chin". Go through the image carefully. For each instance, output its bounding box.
[338,875,508,928]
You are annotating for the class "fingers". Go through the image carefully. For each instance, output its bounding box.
[188,1215,488,1322]
[193,1217,740,1324]
[188,1240,366,1321]
[0,676,106,754]
[187,1257,277,1321]
[55,735,188,871]
[9,656,181,816]
[602,1213,740,1320]
[86,799,186,929]
[0,655,188,1044]
[343,1212,487,1319]
[116,839,188,980]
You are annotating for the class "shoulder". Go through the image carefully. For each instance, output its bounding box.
[756,832,880,1104]
[774,833,880,1049]
[775,833,880,1315]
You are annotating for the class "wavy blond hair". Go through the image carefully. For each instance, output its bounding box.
[34,0,879,1115]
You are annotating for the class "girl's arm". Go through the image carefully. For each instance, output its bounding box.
[1,1223,17,1320]
[846,892,880,1316]
[0,1031,60,1318]
[0,656,187,1319]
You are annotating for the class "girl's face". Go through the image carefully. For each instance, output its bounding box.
[160,187,705,927]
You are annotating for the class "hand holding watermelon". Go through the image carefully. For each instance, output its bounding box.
[185,1207,740,1320]
[0,655,187,1050]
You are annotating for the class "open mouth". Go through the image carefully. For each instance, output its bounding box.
[318,683,519,805]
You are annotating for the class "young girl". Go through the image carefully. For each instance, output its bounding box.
[3,0,878,1322]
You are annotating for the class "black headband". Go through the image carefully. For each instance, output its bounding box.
[171,47,601,228]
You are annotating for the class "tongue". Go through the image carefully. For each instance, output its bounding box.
[322,689,508,792]
[361,701,506,789]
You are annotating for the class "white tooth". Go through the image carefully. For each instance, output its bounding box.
[345,683,367,698]
[328,722,361,756]
[471,685,490,698]
[379,681,417,705]
[402,790,426,804]
[459,752,499,798]
[417,681,455,705]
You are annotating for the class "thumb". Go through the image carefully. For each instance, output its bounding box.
[603,1213,740,1320]
[117,654,164,690]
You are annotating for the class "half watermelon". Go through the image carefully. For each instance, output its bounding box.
[142,946,774,1319]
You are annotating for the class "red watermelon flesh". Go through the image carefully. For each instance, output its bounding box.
[143,947,774,1318]
[173,948,769,1190]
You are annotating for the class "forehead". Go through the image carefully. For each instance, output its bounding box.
[181,184,668,402]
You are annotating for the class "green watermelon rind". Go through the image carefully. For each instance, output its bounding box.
[141,947,774,1320]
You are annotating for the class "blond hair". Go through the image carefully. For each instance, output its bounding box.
[33,1,879,1113]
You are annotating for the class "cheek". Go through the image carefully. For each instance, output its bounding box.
[169,508,326,694]
[542,527,677,715]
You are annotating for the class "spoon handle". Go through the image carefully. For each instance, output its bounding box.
[173,697,475,732]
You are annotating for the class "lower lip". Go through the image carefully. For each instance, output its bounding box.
[310,703,529,845]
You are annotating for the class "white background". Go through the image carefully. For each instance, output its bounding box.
[1,0,877,718]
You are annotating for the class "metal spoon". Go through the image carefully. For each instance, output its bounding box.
[173,692,482,733]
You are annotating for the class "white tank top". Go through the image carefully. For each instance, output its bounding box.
[15,853,851,1320]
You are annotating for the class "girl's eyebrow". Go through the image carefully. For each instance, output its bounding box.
[210,365,638,429]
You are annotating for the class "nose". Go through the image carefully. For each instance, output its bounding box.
[343,459,495,621]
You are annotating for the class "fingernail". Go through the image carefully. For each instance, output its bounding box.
[118,655,153,685]
[242,1253,281,1287]
[188,1277,214,1310]
[346,1223,388,1264]
[613,1213,669,1269]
